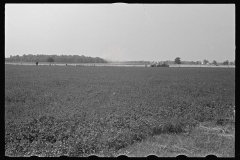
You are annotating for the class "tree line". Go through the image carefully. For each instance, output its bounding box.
[174,57,235,65]
[5,54,108,63]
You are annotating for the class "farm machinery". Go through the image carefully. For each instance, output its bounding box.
[150,62,169,67]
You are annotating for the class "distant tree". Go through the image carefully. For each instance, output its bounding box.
[203,59,209,65]
[5,54,108,63]
[174,57,181,64]
[229,61,234,65]
[47,57,54,65]
[196,61,201,65]
[15,55,20,61]
[213,60,217,65]
[222,60,229,65]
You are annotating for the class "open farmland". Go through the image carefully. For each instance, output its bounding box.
[5,65,235,157]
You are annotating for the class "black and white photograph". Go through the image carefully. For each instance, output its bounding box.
[5,3,235,157]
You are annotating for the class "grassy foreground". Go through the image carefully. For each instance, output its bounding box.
[5,65,235,157]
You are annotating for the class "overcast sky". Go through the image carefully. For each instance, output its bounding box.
[5,4,235,62]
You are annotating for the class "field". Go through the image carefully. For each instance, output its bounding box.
[5,65,235,157]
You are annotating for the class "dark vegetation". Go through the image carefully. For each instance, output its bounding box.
[174,57,181,64]
[5,65,235,156]
[5,54,108,63]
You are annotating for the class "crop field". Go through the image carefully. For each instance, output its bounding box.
[5,65,235,157]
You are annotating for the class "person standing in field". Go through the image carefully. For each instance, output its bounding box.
[36,62,38,65]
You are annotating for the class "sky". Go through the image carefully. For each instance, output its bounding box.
[5,4,235,62]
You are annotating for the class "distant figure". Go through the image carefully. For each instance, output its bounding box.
[36,62,38,65]
[66,64,67,66]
